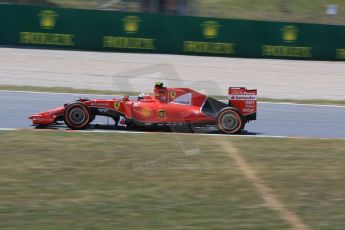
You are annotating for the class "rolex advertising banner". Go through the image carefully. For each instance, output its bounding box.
[1,4,345,60]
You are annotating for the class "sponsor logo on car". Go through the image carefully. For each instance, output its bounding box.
[242,108,256,113]
[229,95,257,100]
[118,116,127,127]
[43,111,59,116]
[33,116,53,121]
[140,107,153,119]
[157,110,166,119]
[169,91,177,99]
[114,101,121,110]
[190,110,202,116]
[98,108,109,113]
[245,100,256,105]
[91,102,110,107]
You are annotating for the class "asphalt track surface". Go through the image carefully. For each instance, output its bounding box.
[1,90,345,138]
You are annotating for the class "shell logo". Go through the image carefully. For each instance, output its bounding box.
[201,21,220,39]
[281,25,298,43]
[140,107,152,118]
[123,16,141,34]
[38,10,58,29]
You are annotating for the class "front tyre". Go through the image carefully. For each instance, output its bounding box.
[216,108,243,134]
[64,103,91,130]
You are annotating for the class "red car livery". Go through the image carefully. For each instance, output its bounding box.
[29,82,257,134]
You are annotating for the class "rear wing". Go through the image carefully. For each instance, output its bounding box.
[228,87,257,120]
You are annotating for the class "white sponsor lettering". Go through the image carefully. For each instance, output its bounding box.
[92,102,110,107]
[245,101,256,105]
[229,94,257,101]
[243,108,256,113]
[98,108,109,113]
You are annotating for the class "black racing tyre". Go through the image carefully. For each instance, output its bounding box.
[216,107,243,134]
[63,103,91,130]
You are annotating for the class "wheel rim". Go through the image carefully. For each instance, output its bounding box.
[220,113,238,131]
[69,108,86,125]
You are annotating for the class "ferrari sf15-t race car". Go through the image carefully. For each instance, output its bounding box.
[29,83,257,134]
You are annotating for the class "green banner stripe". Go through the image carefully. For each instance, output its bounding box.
[1,4,345,60]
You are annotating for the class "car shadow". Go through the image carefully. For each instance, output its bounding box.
[33,123,262,136]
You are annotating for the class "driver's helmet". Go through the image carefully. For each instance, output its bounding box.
[155,82,164,88]
[154,82,168,102]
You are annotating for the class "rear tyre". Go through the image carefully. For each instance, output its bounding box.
[64,103,91,130]
[216,108,243,134]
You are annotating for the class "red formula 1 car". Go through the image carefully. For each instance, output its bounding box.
[29,83,257,134]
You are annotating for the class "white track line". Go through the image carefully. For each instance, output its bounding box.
[221,141,312,230]
[259,101,345,108]
[0,128,17,131]
[1,89,345,108]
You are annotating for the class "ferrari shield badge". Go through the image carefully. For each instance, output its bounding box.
[157,110,166,119]
[169,91,176,99]
[114,101,121,110]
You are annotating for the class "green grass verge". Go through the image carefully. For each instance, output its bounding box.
[0,131,344,229]
[1,85,345,106]
[189,0,345,25]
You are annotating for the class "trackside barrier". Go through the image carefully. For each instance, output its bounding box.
[1,4,345,60]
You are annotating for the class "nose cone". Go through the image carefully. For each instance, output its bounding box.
[28,114,42,120]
